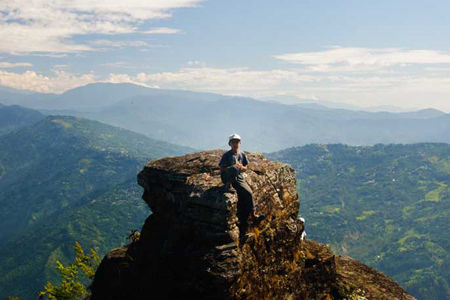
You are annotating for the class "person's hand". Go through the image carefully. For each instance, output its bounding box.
[236,163,248,171]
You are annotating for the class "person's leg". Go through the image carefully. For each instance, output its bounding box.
[235,179,254,213]
[232,178,255,239]
[220,171,226,185]
[222,166,239,192]
[235,178,265,227]
[235,189,250,242]
[222,166,239,184]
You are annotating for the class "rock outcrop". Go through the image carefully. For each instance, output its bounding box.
[90,149,415,300]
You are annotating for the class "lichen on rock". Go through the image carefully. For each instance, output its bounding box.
[90,149,415,300]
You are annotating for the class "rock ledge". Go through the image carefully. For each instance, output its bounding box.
[90,149,415,300]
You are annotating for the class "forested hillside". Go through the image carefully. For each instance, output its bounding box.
[0,103,44,135]
[0,115,194,298]
[267,143,450,300]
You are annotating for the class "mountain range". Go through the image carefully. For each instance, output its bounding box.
[0,102,448,300]
[1,82,449,152]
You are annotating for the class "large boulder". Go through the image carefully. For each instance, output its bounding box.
[90,149,415,300]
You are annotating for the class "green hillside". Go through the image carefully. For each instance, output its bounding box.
[0,181,149,298]
[0,103,44,135]
[266,143,450,300]
[0,115,194,299]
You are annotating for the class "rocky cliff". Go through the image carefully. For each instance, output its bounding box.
[90,149,415,300]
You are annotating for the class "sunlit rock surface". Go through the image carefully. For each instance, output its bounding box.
[90,149,415,300]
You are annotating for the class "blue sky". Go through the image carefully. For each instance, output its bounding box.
[1,0,450,111]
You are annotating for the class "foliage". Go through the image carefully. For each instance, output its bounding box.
[0,115,190,299]
[0,115,185,242]
[127,229,141,243]
[38,241,100,300]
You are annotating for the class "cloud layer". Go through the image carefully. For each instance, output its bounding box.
[275,46,450,73]
[1,54,450,111]
[0,69,95,93]
[0,0,201,54]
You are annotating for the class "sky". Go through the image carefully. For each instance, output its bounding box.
[1,0,450,111]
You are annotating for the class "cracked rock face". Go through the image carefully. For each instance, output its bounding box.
[90,149,415,300]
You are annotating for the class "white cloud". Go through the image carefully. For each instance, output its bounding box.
[275,46,450,72]
[2,63,450,111]
[51,64,70,69]
[186,60,206,67]
[141,27,181,34]
[0,0,202,54]
[29,53,69,58]
[100,61,140,69]
[88,40,150,50]
[104,66,450,111]
[130,67,318,93]
[0,69,96,93]
[105,73,157,88]
[0,62,33,68]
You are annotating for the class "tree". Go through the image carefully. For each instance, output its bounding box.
[38,241,100,300]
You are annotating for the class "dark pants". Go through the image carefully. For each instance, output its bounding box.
[221,167,255,236]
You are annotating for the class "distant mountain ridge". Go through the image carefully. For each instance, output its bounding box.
[259,94,424,112]
[1,83,449,152]
[0,83,224,110]
[0,103,44,135]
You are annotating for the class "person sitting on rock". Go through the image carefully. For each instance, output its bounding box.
[219,134,265,234]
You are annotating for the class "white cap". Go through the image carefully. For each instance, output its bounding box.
[228,133,241,144]
[299,217,305,223]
